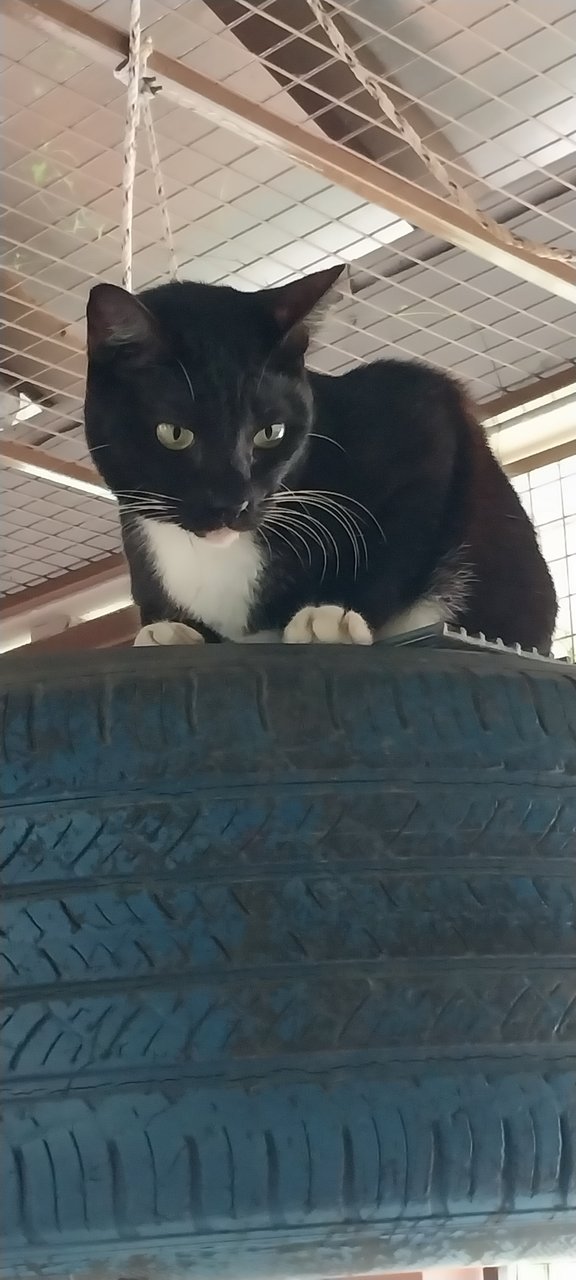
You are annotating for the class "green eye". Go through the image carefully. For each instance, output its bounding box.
[156,423,194,451]
[253,423,285,449]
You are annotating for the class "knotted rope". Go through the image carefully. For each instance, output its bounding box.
[115,0,178,291]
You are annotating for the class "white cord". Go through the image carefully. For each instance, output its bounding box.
[116,4,178,291]
[119,0,141,291]
[141,90,179,283]
[305,0,576,267]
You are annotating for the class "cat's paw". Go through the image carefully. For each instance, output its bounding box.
[134,621,205,647]
[284,605,372,645]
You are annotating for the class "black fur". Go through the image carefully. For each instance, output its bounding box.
[84,268,557,651]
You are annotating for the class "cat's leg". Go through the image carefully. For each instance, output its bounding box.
[284,605,372,645]
[134,621,205,647]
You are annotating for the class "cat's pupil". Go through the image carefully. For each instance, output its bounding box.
[265,426,273,439]
[173,427,182,440]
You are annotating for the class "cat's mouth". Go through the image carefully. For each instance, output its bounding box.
[192,500,260,544]
[197,527,240,547]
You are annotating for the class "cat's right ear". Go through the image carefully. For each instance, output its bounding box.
[86,284,161,360]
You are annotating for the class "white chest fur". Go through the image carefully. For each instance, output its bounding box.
[140,518,264,639]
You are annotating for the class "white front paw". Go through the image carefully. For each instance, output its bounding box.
[283,605,372,645]
[134,621,205,647]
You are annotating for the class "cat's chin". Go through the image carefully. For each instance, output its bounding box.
[197,528,240,547]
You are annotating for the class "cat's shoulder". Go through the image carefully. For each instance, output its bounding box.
[311,356,464,409]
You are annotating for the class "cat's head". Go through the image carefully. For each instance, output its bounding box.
[84,265,343,544]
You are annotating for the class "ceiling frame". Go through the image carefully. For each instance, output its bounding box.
[10,0,576,305]
[0,439,110,492]
[0,551,127,622]
[22,604,138,651]
[202,0,470,178]
[478,368,576,421]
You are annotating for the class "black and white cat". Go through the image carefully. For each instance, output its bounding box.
[84,266,556,652]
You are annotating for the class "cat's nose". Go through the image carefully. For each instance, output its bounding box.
[208,499,249,524]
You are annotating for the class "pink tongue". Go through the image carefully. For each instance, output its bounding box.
[203,528,240,546]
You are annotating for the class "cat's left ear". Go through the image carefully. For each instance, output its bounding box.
[86,284,162,360]
[260,264,345,356]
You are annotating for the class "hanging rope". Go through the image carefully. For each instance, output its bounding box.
[305,0,576,267]
[116,0,178,291]
[141,92,179,283]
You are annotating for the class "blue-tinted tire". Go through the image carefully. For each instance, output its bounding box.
[1,645,575,1277]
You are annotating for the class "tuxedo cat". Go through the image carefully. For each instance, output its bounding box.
[84,265,556,652]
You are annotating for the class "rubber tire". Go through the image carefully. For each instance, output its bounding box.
[1,644,575,1279]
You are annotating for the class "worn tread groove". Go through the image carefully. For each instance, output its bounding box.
[223,1126,236,1220]
[500,1118,516,1211]
[264,1130,281,1224]
[107,1140,127,1236]
[558,1113,574,1206]
[186,1136,203,1226]
[430,1121,449,1213]
[12,1146,29,1240]
[67,1132,88,1234]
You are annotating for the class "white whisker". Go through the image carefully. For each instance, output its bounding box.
[308,433,347,455]
[116,490,180,503]
[119,504,176,517]
[272,490,369,577]
[118,500,174,506]
[177,359,195,402]
[123,513,175,527]
[267,507,334,573]
[261,519,305,570]
[297,497,366,577]
[265,507,330,581]
[263,514,313,568]
[286,508,339,580]
[300,498,362,579]
[258,528,273,561]
[280,487,386,543]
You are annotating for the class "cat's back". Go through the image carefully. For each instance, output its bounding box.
[310,356,473,444]
[309,357,557,651]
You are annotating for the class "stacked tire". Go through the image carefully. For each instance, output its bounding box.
[2,644,575,1277]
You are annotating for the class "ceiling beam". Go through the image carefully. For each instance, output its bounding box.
[479,367,576,421]
[505,437,576,477]
[203,0,469,180]
[0,553,127,622]
[23,605,138,652]
[11,0,576,305]
[0,438,108,493]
